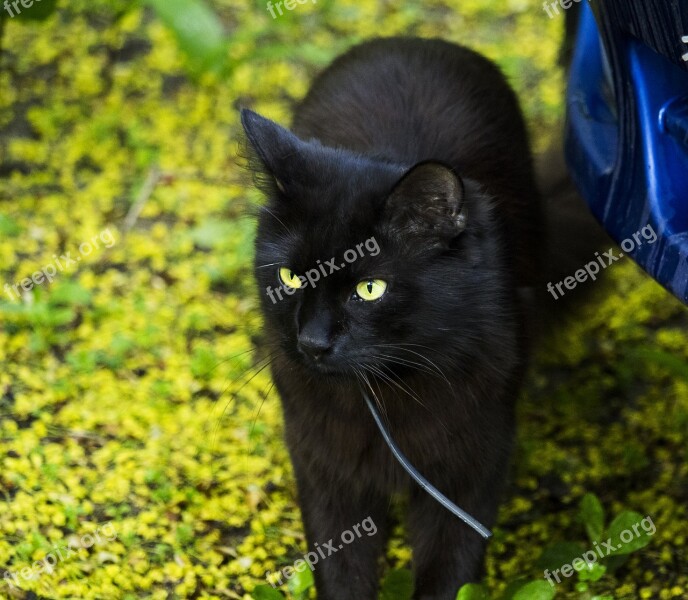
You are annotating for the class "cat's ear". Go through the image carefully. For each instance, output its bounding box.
[240,109,306,193]
[384,162,466,244]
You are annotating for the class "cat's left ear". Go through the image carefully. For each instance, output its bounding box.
[240,109,307,192]
[384,162,466,244]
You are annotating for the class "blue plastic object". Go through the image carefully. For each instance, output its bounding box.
[565,2,688,304]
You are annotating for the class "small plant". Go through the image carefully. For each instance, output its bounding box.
[251,494,654,599]
[456,492,655,599]
[457,578,555,600]
[251,568,414,599]
[252,567,314,600]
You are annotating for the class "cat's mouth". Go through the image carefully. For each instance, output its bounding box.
[298,353,347,375]
[309,362,347,375]
[294,345,354,376]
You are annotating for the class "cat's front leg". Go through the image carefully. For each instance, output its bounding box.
[290,465,389,600]
[407,471,502,600]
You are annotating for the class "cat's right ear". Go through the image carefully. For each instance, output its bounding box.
[240,109,305,194]
[384,162,466,246]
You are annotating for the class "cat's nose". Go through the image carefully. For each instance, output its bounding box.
[297,332,332,361]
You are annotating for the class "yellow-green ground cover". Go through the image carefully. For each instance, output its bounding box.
[0,1,686,598]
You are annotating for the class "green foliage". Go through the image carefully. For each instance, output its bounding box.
[379,568,414,600]
[605,512,654,557]
[0,214,22,236]
[533,494,656,598]
[454,494,658,599]
[144,0,228,75]
[252,585,285,600]
[511,580,556,600]
[578,563,606,583]
[456,582,491,599]
[579,493,605,543]
[625,347,688,382]
[251,566,413,599]
[537,542,587,573]
[457,578,557,600]
[10,0,58,21]
[288,567,315,599]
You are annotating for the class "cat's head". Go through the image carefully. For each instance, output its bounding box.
[241,109,515,378]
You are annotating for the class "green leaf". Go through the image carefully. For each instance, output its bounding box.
[579,493,605,543]
[603,553,629,573]
[10,0,58,21]
[535,542,585,572]
[0,214,22,236]
[456,582,490,600]
[144,0,227,74]
[627,347,688,382]
[251,585,284,600]
[501,580,529,599]
[578,563,607,582]
[379,569,414,600]
[288,565,314,598]
[174,523,194,547]
[190,346,219,379]
[605,511,655,556]
[512,580,556,600]
[188,219,236,250]
[49,281,92,307]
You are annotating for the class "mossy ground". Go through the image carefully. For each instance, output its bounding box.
[0,1,686,599]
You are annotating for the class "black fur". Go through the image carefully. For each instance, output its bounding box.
[241,37,543,600]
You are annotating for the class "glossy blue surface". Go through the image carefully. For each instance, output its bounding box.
[565,2,688,304]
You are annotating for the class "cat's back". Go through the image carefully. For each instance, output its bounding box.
[292,37,535,191]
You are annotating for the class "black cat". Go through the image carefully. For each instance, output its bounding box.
[241,37,543,600]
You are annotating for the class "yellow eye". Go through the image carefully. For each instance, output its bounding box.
[356,279,387,301]
[279,267,302,289]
